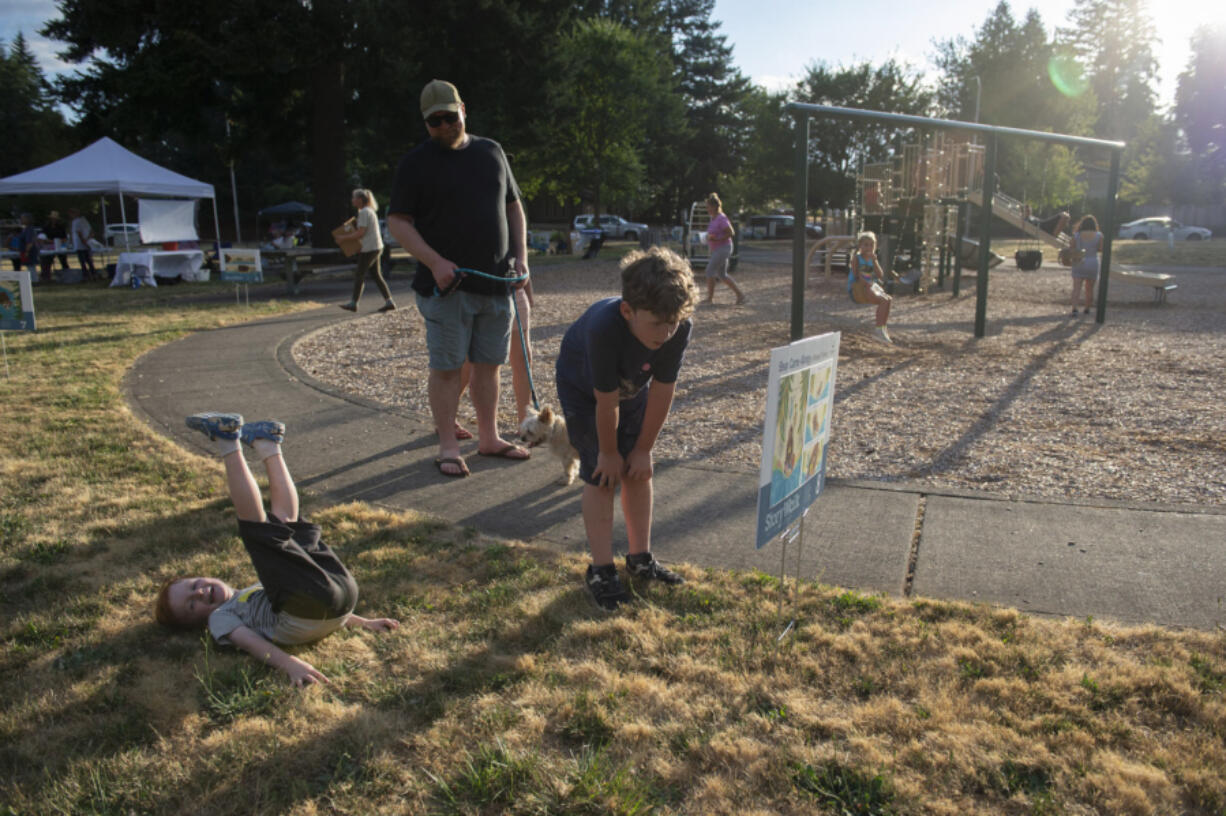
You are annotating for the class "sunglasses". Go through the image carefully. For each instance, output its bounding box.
[425,111,460,128]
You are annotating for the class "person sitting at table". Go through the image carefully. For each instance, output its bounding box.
[13,214,40,274]
[39,211,71,282]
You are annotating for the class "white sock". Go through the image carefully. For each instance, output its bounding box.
[214,438,240,458]
[252,438,282,461]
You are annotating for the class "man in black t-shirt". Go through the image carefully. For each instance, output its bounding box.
[387,79,531,478]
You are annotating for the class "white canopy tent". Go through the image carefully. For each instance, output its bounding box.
[0,137,220,252]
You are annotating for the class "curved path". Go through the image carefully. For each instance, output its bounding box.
[125,289,1226,630]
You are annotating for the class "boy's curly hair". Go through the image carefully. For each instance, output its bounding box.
[154,577,196,630]
[620,247,698,323]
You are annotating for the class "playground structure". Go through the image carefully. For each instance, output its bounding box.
[843,132,1075,295]
[786,103,1125,339]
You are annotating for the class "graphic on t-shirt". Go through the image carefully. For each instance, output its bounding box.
[618,374,649,401]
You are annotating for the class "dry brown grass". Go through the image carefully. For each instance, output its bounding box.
[3,284,1226,814]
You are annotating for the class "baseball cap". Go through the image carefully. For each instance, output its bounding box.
[421,79,462,118]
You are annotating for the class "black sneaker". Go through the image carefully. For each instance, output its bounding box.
[586,564,630,611]
[625,553,684,585]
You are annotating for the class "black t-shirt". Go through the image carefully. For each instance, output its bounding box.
[43,221,67,244]
[555,297,692,407]
[388,135,522,297]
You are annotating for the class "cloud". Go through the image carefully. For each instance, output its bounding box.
[754,74,799,94]
[0,0,75,76]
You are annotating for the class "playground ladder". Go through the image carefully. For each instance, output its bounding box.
[686,201,711,264]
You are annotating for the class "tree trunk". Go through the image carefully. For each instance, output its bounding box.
[308,0,348,248]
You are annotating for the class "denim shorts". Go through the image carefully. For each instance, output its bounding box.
[415,290,513,370]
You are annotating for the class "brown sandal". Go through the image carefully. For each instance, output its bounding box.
[434,456,470,478]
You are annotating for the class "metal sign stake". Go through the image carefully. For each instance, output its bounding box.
[777,511,807,641]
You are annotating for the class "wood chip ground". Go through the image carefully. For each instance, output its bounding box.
[294,255,1225,507]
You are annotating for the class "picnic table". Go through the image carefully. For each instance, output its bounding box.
[261,247,352,294]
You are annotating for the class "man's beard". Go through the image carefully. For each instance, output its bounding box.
[431,125,466,149]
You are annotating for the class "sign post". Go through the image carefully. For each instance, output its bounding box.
[756,331,840,635]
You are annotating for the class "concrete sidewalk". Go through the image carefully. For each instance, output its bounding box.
[125,295,1226,630]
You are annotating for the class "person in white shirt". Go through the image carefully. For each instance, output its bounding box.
[67,208,98,281]
[339,188,396,313]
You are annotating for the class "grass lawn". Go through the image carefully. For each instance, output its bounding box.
[3,282,1226,814]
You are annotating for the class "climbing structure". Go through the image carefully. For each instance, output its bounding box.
[852,132,1072,293]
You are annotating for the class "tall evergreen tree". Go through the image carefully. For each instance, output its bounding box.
[720,87,792,213]
[657,0,751,219]
[1174,24,1226,203]
[796,59,934,208]
[546,18,679,221]
[0,32,69,178]
[934,3,1090,210]
[1056,0,1159,141]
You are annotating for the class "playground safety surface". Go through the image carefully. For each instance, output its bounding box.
[126,271,1226,631]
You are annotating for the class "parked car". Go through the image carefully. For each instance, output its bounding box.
[572,214,648,240]
[104,223,142,246]
[1117,217,1212,241]
[744,214,822,240]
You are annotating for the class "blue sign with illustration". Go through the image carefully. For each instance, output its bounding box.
[755,332,839,548]
[0,271,36,332]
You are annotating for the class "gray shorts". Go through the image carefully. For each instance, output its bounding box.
[705,242,733,279]
[415,290,512,371]
[1071,262,1098,281]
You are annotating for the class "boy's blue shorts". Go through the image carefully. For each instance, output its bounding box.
[557,384,647,487]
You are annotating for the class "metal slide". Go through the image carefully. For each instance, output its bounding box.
[965,189,1071,249]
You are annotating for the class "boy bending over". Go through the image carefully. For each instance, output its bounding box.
[155,413,399,686]
[555,247,698,610]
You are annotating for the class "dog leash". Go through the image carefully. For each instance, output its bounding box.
[435,261,540,411]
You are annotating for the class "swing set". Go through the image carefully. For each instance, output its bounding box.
[784,103,1126,340]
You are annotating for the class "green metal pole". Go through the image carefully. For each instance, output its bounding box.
[937,204,948,289]
[954,201,967,297]
[791,112,810,342]
[974,134,997,338]
[1095,149,1121,324]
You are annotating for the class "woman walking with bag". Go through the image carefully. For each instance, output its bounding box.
[340,189,396,313]
[1069,215,1102,316]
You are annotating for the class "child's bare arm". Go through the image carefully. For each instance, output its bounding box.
[227,625,329,688]
[344,614,400,633]
[626,381,676,481]
[592,388,623,488]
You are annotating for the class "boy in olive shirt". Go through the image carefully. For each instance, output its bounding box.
[555,248,698,610]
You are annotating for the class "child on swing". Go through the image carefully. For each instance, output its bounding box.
[154,413,399,687]
[848,230,894,344]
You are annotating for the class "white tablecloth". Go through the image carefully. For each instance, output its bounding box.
[111,250,207,287]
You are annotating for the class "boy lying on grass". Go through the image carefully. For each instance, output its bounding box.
[154,413,399,687]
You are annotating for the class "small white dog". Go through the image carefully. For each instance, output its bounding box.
[517,405,580,486]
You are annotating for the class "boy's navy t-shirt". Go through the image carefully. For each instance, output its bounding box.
[555,297,692,409]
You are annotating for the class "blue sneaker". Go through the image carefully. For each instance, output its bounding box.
[239,420,286,448]
[185,412,243,440]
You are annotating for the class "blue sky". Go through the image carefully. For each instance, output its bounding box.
[711,0,1214,109]
[2,0,1213,111]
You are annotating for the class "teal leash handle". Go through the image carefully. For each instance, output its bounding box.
[434,261,539,412]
